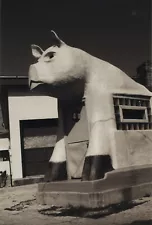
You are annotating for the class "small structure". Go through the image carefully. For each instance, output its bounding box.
[0,76,58,185]
[0,132,10,183]
[29,31,152,208]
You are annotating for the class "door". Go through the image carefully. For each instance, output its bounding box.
[20,119,58,177]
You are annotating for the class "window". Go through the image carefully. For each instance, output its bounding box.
[113,94,152,130]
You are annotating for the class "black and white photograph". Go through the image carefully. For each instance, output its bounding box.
[0,0,152,224]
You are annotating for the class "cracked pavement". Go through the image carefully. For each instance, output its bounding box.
[0,184,152,225]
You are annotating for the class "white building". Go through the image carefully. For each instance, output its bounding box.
[0,76,58,185]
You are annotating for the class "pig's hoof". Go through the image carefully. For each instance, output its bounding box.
[81,155,114,181]
[44,161,68,182]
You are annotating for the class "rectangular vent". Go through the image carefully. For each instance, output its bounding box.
[113,94,152,130]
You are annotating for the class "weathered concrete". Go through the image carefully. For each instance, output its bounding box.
[0,183,152,225]
[37,165,152,208]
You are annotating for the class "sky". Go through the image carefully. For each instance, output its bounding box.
[0,0,151,78]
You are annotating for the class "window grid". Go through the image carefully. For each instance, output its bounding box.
[113,94,152,130]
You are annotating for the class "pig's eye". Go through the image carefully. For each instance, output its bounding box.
[44,52,55,61]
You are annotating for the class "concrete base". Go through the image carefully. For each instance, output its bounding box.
[13,175,44,186]
[36,165,152,208]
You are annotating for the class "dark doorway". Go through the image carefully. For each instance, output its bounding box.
[20,119,58,177]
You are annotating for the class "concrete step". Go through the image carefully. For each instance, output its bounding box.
[37,164,152,208]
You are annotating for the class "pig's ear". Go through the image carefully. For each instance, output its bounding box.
[31,44,43,59]
[50,30,65,47]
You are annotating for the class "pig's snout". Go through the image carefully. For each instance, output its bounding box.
[28,64,42,90]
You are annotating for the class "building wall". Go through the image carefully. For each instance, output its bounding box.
[0,138,10,175]
[8,92,58,179]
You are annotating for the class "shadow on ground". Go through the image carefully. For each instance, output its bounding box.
[4,199,36,211]
[38,199,149,219]
[124,220,152,225]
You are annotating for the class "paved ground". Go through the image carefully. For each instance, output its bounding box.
[0,184,152,225]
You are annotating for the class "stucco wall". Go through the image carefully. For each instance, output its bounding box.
[110,97,152,169]
[8,93,58,179]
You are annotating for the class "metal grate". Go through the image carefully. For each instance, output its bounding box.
[113,94,152,130]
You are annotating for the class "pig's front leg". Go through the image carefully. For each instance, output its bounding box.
[82,95,114,181]
[44,102,67,182]
[82,121,113,181]
[44,137,67,182]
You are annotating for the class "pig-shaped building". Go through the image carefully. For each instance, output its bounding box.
[29,31,152,183]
